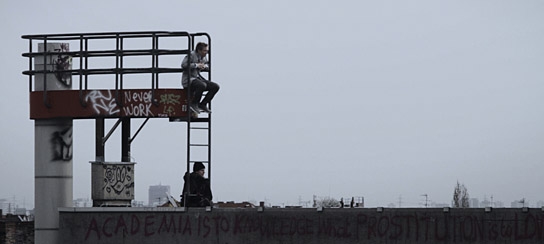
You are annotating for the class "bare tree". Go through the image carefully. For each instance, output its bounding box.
[314,196,341,208]
[453,182,461,207]
[453,181,470,208]
[461,185,469,207]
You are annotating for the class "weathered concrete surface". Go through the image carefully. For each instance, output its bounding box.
[59,207,544,244]
[35,42,73,244]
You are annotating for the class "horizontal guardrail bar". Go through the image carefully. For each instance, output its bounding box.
[22,49,190,58]
[23,67,191,76]
[22,31,191,40]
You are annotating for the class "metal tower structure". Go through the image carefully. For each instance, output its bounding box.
[22,31,213,244]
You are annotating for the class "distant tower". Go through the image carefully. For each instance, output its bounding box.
[148,184,171,206]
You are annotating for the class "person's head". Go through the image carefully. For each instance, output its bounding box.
[193,162,205,176]
[195,42,209,57]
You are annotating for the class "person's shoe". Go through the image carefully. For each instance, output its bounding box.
[189,103,200,114]
[198,104,212,113]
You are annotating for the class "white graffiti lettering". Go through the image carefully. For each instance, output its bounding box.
[124,91,153,104]
[85,90,120,115]
[122,103,154,117]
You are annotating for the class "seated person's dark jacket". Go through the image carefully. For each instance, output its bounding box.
[180,172,212,207]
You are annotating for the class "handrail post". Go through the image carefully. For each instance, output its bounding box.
[78,34,87,107]
[115,34,121,107]
[151,33,159,106]
[42,38,50,108]
[28,38,33,93]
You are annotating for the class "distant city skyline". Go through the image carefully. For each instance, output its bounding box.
[1,192,543,216]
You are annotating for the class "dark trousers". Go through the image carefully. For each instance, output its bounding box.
[190,78,220,105]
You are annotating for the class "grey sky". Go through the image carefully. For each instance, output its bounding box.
[1,0,543,209]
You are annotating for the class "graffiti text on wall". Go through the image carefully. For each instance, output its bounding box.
[83,212,544,242]
[85,90,120,115]
[123,90,155,117]
[159,93,181,117]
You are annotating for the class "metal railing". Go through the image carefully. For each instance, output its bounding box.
[22,31,210,108]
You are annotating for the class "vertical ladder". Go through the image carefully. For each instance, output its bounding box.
[183,34,212,207]
[185,112,212,204]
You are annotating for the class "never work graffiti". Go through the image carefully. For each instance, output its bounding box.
[81,212,544,243]
[123,90,155,117]
[83,90,183,117]
[102,165,134,196]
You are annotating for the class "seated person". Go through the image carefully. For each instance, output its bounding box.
[181,42,220,113]
[180,162,212,207]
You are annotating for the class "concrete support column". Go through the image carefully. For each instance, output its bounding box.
[34,43,72,244]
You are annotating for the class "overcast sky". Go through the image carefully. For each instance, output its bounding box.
[1,0,543,209]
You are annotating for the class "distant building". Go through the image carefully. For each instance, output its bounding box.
[148,184,171,207]
[214,201,256,208]
[14,208,27,216]
[537,200,544,208]
[0,197,28,215]
[469,198,479,208]
[494,201,505,208]
[0,199,7,214]
[481,199,492,208]
[0,199,17,215]
[511,199,526,208]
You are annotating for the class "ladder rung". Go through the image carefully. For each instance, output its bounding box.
[189,144,209,147]
[190,127,209,130]
[168,117,210,123]
[189,160,209,163]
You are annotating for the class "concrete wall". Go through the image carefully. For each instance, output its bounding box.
[59,207,544,244]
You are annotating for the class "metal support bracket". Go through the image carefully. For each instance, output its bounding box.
[129,118,150,144]
[102,118,122,145]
